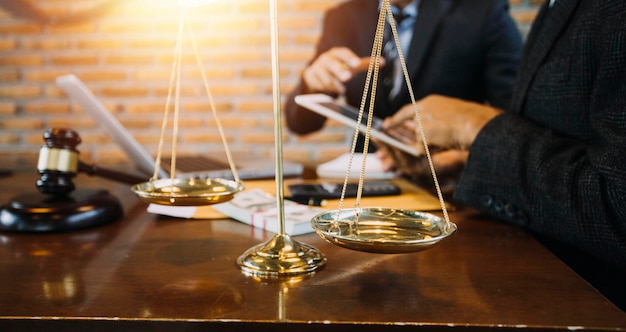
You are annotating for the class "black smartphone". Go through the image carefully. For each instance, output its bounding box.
[288,181,401,199]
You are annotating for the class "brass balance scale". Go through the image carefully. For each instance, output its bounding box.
[131,0,456,278]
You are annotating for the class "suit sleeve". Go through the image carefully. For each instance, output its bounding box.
[454,6,626,269]
[284,7,346,135]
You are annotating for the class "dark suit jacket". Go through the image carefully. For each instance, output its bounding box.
[455,0,626,270]
[285,0,522,135]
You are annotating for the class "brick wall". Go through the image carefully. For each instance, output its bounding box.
[0,0,541,169]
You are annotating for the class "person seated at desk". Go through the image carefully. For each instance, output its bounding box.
[284,0,523,151]
[376,0,626,310]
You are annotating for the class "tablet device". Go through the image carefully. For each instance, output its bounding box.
[294,94,419,156]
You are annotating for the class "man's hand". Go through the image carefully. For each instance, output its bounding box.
[376,145,468,197]
[374,94,501,196]
[302,47,382,95]
[383,95,501,155]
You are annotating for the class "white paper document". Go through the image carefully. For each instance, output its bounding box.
[316,152,395,180]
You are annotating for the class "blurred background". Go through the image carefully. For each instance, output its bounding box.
[0,0,541,169]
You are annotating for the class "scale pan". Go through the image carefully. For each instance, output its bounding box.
[311,207,456,254]
[131,178,244,206]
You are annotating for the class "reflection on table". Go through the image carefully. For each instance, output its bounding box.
[0,160,624,331]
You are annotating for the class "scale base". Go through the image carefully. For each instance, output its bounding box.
[237,233,326,278]
[0,189,123,232]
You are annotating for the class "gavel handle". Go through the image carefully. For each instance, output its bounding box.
[77,161,148,185]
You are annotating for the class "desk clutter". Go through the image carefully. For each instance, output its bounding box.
[146,182,455,254]
[144,179,449,239]
[149,188,324,236]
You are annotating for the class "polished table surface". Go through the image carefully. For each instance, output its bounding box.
[0,163,625,331]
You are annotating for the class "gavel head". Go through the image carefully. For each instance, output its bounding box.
[36,128,82,195]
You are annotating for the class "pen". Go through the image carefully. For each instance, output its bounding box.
[285,196,327,207]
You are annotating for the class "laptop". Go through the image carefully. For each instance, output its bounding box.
[56,74,303,180]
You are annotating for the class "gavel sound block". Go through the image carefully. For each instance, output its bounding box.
[0,128,146,232]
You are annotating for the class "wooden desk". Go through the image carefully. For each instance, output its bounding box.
[0,166,625,331]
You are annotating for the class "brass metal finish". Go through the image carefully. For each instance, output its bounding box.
[236,0,326,278]
[131,178,243,206]
[37,147,78,173]
[311,207,456,254]
[237,233,327,278]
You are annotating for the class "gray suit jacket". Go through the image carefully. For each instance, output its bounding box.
[285,0,522,135]
[455,0,626,269]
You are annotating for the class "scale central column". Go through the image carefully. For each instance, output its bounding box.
[236,0,326,278]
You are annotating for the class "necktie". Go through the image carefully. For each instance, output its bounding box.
[381,12,406,100]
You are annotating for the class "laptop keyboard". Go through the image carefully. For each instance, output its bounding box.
[161,156,229,172]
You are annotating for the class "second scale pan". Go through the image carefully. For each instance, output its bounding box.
[311,207,456,254]
[309,0,457,254]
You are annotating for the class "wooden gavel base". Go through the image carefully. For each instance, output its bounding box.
[0,189,123,232]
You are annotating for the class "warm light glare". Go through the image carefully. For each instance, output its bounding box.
[178,0,216,7]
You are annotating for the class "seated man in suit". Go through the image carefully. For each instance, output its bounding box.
[284,0,523,149]
[377,0,626,310]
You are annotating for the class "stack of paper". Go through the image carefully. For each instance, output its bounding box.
[148,189,324,235]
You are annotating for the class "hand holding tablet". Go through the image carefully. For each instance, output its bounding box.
[294,93,419,156]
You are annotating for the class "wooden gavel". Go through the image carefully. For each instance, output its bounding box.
[36,128,148,195]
